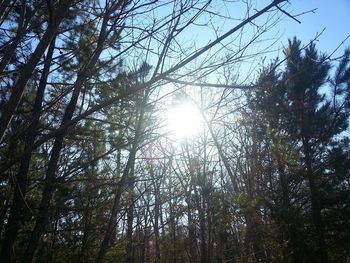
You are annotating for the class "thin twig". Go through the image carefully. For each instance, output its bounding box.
[275,5,301,24]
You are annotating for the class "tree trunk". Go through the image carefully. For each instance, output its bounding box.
[0,0,14,26]
[186,194,198,263]
[95,139,137,263]
[21,133,64,262]
[169,201,177,263]
[0,1,29,74]
[0,36,56,263]
[0,0,71,143]
[96,93,147,263]
[21,12,112,260]
[272,135,300,263]
[303,136,328,263]
[154,193,161,263]
[126,172,135,263]
[78,202,92,263]
[151,166,161,263]
[198,197,207,263]
[300,98,328,263]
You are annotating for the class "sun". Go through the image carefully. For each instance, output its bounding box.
[164,101,204,139]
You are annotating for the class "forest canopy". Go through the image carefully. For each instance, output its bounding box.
[0,1,349,263]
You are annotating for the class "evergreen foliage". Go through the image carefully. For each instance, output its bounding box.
[0,1,349,262]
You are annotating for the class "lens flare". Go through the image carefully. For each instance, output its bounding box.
[164,102,203,139]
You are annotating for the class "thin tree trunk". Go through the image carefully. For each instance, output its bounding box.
[78,202,92,263]
[0,0,29,74]
[95,135,137,263]
[22,74,87,262]
[126,170,135,263]
[21,12,112,261]
[141,200,150,263]
[47,212,59,262]
[79,147,101,262]
[243,135,267,263]
[300,100,328,263]
[303,136,328,263]
[154,192,161,263]
[0,36,56,263]
[21,132,65,262]
[0,0,71,143]
[186,193,198,263]
[197,195,207,263]
[149,163,162,262]
[271,133,300,263]
[96,92,147,263]
[206,201,213,263]
[203,115,239,193]
[0,0,14,26]
[169,201,177,263]
[0,199,8,232]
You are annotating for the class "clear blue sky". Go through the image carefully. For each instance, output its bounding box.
[219,0,350,82]
[138,0,350,84]
[278,0,350,56]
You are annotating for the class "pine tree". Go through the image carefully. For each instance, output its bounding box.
[250,38,350,262]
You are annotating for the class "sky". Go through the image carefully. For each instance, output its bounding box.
[172,0,350,84]
[151,0,350,139]
[218,0,350,82]
[278,0,350,56]
[122,0,350,87]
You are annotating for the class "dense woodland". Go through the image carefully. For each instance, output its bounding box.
[0,0,349,262]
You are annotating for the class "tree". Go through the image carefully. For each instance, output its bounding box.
[0,0,72,142]
[6,1,350,263]
[248,38,350,262]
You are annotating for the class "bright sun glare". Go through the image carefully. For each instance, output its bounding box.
[165,102,204,139]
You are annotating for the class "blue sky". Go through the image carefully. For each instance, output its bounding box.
[123,0,350,85]
[278,0,350,55]
[219,0,350,82]
[189,0,350,82]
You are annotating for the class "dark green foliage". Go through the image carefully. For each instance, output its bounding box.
[0,0,349,262]
[247,38,350,262]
